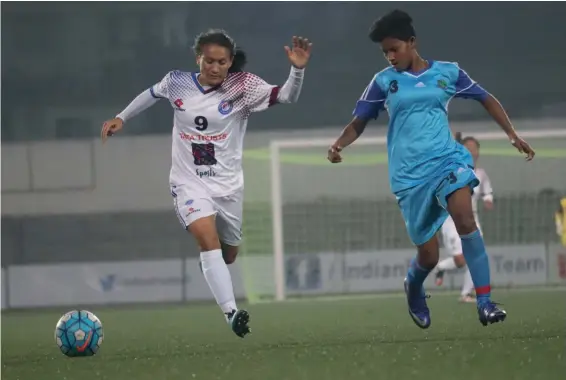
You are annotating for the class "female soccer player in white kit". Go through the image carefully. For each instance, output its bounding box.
[101,29,312,338]
[435,136,494,302]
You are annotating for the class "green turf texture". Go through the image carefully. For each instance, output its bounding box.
[2,288,565,380]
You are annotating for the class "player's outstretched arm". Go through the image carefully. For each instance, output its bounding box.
[328,73,385,163]
[479,95,535,160]
[277,37,312,104]
[245,37,312,111]
[101,89,160,143]
[101,72,171,143]
[327,117,368,163]
[454,66,535,161]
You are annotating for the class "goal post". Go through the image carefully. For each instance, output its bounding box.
[268,128,566,301]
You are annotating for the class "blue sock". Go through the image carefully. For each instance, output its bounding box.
[407,258,431,293]
[460,230,491,305]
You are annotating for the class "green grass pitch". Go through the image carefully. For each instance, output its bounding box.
[2,288,565,380]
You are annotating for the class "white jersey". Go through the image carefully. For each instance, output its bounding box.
[152,70,279,197]
[471,167,493,216]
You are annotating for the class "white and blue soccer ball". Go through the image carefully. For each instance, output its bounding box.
[54,310,104,357]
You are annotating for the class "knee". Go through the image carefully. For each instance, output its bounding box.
[221,244,239,265]
[452,213,477,236]
[417,240,440,268]
[223,253,237,265]
[420,254,439,269]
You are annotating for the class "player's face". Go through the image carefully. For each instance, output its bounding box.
[197,44,233,86]
[380,37,415,71]
[464,140,480,163]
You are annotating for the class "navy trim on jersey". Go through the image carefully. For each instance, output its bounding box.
[149,87,165,99]
[191,73,221,94]
[405,59,434,76]
[454,69,489,101]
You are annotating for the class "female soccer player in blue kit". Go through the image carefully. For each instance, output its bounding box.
[327,10,535,329]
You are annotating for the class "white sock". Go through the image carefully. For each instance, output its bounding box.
[200,250,237,320]
[461,267,475,296]
[437,257,458,271]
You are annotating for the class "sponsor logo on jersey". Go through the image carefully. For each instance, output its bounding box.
[186,207,201,216]
[174,98,185,111]
[179,132,228,141]
[218,99,233,115]
[196,168,217,178]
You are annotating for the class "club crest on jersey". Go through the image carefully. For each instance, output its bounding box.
[174,98,185,111]
[218,100,233,115]
[437,79,448,90]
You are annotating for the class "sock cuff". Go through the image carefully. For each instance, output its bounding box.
[201,249,222,260]
[460,229,480,240]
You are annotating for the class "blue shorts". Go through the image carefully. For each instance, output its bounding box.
[395,163,479,246]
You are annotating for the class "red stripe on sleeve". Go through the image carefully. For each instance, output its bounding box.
[268,86,280,107]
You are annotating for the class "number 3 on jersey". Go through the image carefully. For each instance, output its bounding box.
[194,116,208,131]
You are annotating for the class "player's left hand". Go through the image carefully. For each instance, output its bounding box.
[510,135,535,161]
[327,144,343,163]
[484,200,494,211]
[285,36,313,69]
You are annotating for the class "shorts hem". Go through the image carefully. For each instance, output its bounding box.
[182,210,217,229]
[438,177,479,210]
[220,239,242,247]
[411,213,449,246]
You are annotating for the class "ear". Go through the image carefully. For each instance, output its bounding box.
[409,36,416,48]
[196,55,202,67]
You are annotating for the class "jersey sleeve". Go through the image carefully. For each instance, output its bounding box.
[352,75,386,120]
[454,67,489,101]
[116,72,171,122]
[479,170,494,203]
[243,73,280,113]
[150,72,172,99]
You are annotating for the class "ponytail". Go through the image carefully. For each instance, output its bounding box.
[229,49,247,73]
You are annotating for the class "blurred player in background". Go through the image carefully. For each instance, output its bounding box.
[328,10,535,328]
[435,135,494,303]
[101,29,312,338]
[556,196,566,247]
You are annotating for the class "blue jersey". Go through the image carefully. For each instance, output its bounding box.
[353,60,488,194]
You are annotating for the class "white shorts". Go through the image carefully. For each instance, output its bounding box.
[441,215,482,256]
[171,185,243,246]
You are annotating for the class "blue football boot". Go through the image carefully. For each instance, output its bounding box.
[478,302,507,326]
[404,278,431,329]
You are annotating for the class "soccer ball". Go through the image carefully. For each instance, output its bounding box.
[54,310,104,357]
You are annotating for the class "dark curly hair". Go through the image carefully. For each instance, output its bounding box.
[368,10,416,43]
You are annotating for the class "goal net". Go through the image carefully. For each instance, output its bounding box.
[240,126,566,302]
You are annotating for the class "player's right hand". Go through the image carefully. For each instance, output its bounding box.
[101,117,124,144]
[327,144,343,163]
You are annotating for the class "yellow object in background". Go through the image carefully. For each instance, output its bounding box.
[556,198,566,247]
